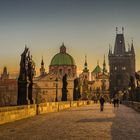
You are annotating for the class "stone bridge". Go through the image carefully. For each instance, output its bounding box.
[0,102,140,140]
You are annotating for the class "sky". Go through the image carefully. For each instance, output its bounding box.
[0,0,140,76]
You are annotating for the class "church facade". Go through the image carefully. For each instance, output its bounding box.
[79,56,109,100]
[33,43,77,102]
[108,28,135,97]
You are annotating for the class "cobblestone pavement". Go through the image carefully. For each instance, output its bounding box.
[0,103,140,140]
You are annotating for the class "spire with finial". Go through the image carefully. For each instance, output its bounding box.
[116,27,118,34]
[109,44,112,54]
[60,42,66,53]
[97,60,99,65]
[131,38,135,55]
[84,55,87,68]
[103,55,107,74]
[122,27,124,34]
[83,55,89,72]
[40,56,45,76]
[41,56,44,65]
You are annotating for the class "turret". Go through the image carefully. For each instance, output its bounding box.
[83,55,89,72]
[40,56,46,76]
[103,55,107,74]
[1,66,9,80]
[131,39,135,55]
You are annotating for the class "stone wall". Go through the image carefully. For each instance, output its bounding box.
[0,104,36,125]
[0,101,94,125]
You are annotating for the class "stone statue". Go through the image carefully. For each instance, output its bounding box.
[27,53,35,83]
[19,46,29,81]
[73,78,81,100]
[18,47,35,105]
[62,74,68,101]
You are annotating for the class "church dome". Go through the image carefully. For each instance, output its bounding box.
[50,43,76,66]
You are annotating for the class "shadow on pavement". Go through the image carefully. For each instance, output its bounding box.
[77,118,114,123]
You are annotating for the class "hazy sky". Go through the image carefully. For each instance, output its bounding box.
[0,0,140,76]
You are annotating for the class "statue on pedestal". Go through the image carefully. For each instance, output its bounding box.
[62,74,68,101]
[17,46,35,105]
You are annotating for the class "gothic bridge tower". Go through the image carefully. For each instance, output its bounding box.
[108,27,135,97]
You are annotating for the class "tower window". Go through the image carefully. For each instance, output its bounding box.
[122,67,126,70]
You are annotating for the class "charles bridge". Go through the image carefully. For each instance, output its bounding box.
[0,100,140,140]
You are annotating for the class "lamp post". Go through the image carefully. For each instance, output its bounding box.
[55,78,58,102]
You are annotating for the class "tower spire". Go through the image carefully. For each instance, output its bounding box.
[103,55,107,74]
[131,38,135,55]
[41,56,44,65]
[97,60,99,65]
[116,27,118,34]
[122,27,124,34]
[83,55,89,72]
[40,56,45,76]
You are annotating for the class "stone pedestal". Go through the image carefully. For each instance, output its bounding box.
[17,80,30,105]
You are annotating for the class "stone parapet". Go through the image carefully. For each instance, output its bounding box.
[0,104,36,125]
[0,100,94,125]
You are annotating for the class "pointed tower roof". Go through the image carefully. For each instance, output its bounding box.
[83,55,89,72]
[92,61,102,74]
[103,55,107,74]
[41,56,44,65]
[131,39,135,55]
[114,27,126,55]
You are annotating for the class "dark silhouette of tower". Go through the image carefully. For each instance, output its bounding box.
[108,27,135,97]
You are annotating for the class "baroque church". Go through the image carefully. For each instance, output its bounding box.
[108,27,135,97]
[33,43,77,103]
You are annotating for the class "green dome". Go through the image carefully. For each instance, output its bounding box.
[50,43,76,66]
[50,53,75,66]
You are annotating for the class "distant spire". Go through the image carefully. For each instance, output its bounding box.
[103,55,107,74]
[25,44,27,49]
[83,55,89,72]
[40,56,45,76]
[122,27,124,34]
[97,60,99,65]
[116,27,118,34]
[109,44,112,54]
[41,56,44,65]
[60,42,66,53]
[62,42,64,46]
[128,43,131,52]
[131,38,135,55]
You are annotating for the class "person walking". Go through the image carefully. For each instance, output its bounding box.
[99,96,105,111]
[113,98,116,107]
[116,98,119,107]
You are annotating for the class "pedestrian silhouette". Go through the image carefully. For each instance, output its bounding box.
[99,96,105,111]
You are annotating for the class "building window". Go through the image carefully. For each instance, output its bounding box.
[122,66,126,70]
[114,67,117,70]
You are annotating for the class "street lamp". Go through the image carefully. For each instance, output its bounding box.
[55,78,58,102]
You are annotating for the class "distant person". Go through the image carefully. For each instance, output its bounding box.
[113,98,116,107]
[116,98,119,107]
[99,96,105,111]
